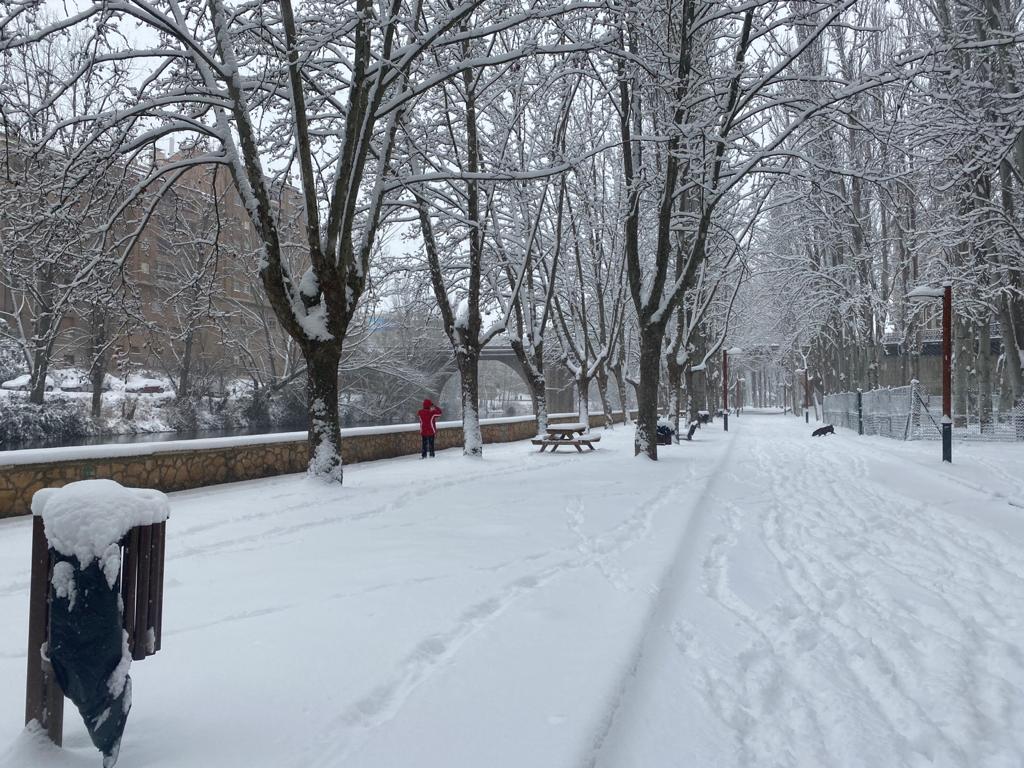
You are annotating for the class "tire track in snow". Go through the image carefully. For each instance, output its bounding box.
[581,431,745,768]
[304,458,702,768]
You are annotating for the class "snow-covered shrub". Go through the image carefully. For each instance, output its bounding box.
[0,329,25,384]
[273,381,309,430]
[169,396,199,431]
[238,387,272,430]
[0,397,94,447]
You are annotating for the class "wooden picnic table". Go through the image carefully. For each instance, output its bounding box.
[545,423,588,439]
[531,422,601,453]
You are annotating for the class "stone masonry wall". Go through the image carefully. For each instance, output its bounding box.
[0,412,629,519]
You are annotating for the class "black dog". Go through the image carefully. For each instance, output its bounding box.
[812,424,835,437]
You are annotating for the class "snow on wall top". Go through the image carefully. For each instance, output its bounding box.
[32,479,169,567]
[0,413,596,467]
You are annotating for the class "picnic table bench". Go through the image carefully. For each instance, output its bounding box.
[530,422,602,452]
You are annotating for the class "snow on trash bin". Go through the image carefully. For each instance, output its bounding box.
[32,480,169,767]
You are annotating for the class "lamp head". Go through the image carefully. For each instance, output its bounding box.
[907,284,944,305]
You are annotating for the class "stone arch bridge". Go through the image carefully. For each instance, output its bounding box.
[424,343,575,415]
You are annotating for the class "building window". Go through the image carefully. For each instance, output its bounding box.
[155,263,176,286]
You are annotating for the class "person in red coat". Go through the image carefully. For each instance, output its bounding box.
[417,399,443,458]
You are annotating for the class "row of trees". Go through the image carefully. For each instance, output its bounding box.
[3,0,1020,477]
[736,0,1024,420]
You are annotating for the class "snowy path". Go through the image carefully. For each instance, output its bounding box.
[0,424,736,768]
[1,414,1022,767]
[595,413,1024,768]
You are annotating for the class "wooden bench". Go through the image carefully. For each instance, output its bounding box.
[530,434,601,453]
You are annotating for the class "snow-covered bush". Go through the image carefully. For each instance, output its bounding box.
[271,382,309,430]
[0,329,25,384]
[0,398,94,447]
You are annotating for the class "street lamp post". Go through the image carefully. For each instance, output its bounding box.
[723,347,742,431]
[723,349,729,432]
[908,282,953,463]
[804,368,810,423]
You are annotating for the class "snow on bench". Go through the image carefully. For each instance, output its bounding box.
[530,434,601,453]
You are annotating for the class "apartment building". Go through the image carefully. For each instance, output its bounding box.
[1,139,302,393]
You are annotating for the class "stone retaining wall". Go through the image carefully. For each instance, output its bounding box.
[0,412,629,519]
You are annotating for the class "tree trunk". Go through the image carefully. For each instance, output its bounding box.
[666,357,682,440]
[90,368,104,419]
[977,316,993,432]
[178,330,194,400]
[458,350,483,457]
[634,326,663,459]
[510,339,549,436]
[576,374,591,427]
[28,307,56,405]
[688,365,705,424]
[595,369,613,428]
[684,365,695,425]
[953,317,971,426]
[89,310,107,420]
[29,345,51,405]
[1000,294,1023,405]
[612,364,631,423]
[304,342,343,482]
[531,375,548,436]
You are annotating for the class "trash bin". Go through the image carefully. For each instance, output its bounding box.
[29,479,169,767]
[656,424,674,445]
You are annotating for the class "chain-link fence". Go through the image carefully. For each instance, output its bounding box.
[824,383,1024,443]
[822,391,860,432]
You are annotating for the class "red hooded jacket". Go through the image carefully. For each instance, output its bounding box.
[417,399,442,437]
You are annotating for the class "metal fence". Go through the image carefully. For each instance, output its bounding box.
[824,383,1024,443]
[823,391,860,432]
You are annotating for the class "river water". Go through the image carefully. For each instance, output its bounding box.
[0,424,310,453]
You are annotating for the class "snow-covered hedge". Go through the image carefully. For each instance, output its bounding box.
[0,398,94,448]
[0,332,24,384]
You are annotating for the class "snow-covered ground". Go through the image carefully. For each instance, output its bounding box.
[0,412,1022,767]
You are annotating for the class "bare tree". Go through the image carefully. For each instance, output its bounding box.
[0,28,131,405]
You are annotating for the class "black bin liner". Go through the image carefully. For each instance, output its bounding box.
[49,552,131,765]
